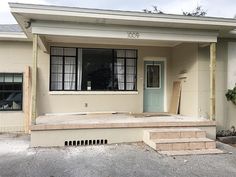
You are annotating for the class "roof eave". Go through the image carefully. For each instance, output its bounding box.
[0,32,29,41]
[9,2,236,29]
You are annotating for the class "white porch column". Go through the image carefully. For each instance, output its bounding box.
[31,34,38,125]
[210,43,216,121]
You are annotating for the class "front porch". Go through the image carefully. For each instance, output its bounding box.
[9,3,222,153]
[30,113,216,149]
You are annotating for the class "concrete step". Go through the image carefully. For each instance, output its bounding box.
[159,149,224,156]
[148,128,206,139]
[143,128,219,154]
[154,138,216,151]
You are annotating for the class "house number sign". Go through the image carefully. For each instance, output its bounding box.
[127,32,140,39]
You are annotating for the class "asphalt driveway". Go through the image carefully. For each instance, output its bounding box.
[0,133,236,177]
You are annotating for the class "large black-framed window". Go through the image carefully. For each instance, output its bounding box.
[50,47,137,91]
[0,73,23,111]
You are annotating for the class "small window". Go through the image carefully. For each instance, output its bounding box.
[0,73,23,111]
[146,65,160,88]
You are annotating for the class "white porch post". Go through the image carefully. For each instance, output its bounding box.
[210,43,216,121]
[31,34,38,125]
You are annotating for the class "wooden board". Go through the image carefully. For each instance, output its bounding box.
[169,81,182,114]
[23,66,31,133]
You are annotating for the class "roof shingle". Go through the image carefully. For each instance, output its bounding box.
[0,24,22,32]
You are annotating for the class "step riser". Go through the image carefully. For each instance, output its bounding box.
[150,131,206,139]
[156,141,216,151]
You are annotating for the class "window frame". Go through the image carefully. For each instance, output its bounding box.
[0,73,23,111]
[50,47,138,91]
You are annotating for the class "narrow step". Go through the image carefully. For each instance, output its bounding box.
[154,138,216,151]
[148,128,206,139]
[159,149,224,156]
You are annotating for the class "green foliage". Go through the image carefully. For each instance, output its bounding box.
[182,5,207,16]
[143,5,164,14]
[143,4,207,17]
[226,85,236,105]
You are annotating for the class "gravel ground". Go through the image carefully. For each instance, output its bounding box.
[0,133,236,177]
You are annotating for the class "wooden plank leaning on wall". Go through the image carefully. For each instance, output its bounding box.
[24,66,31,133]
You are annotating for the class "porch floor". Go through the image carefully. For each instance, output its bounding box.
[31,113,215,131]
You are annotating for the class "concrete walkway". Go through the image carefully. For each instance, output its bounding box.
[0,134,236,177]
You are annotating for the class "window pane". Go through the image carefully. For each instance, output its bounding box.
[64,57,76,90]
[51,56,63,90]
[51,47,63,55]
[126,83,136,90]
[147,65,160,88]
[117,83,124,90]
[51,56,63,65]
[126,59,136,67]
[13,74,23,83]
[51,65,63,74]
[82,49,113,91]
[126,50,136,58]
[51,82,62,90]
[51,74,62,82]
[0,74,4,82]
[0,92,22,110]
[116,50,125,58]
[5,74,13,82]
[0,73,23,111]
[64,48,76,56]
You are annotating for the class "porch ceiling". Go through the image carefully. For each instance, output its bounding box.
[10,3,231,52]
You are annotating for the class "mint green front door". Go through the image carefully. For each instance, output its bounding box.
[143,61,164,112]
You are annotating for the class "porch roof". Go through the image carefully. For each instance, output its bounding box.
[9,3,236,31]
[7,3,236,51]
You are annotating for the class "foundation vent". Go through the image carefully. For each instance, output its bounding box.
[64,139,108,146]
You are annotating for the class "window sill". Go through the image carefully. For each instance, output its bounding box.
[0,111,23,113]
[49,91,139,95]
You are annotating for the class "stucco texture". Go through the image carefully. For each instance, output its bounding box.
[0,40,233,132]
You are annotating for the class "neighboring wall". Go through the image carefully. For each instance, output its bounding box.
[0,41,32,132]
[37,44,172,115]
[227,42,236,129]
[171,43,199,116]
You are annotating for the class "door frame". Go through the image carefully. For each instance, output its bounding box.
[143,57,167,112]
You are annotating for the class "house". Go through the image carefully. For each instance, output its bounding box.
[0,3,236,153]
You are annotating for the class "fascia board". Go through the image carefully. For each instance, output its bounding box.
[31,23,218,43]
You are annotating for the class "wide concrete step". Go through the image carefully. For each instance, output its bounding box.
[148,128,206,139]
[154,138,216,151]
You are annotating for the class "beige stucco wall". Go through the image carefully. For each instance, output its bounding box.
[1,40,231,132]
[226,42,236,130]
[170,43,199,116]
[198,41,228,130]
[0,41,32,132]
[0,41,174,131]
[170,41,232,131]
[37,43,172,115]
